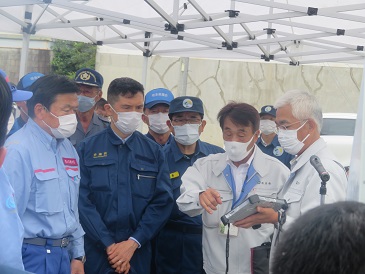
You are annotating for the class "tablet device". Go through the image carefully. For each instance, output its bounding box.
[221,194,287,225]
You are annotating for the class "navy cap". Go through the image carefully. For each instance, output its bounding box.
[259,105,276,117]
[74,68,103,88]
[0,69,33,102]
[169,96,204,116]
[145,88,174,109]
[17,72,44,90]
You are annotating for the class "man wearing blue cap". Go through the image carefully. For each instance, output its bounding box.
[142,88,175,146]
[7,72,44,137]
[155,96,224,274]
[256,105,293,168]
[70,68,108,148]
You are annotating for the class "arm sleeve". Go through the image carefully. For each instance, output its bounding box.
[130,148,174,247]
[176,161,208,217]
[77,143,115,249]
[3,145,32,218]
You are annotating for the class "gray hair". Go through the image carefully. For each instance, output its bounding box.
[274,90,323,131]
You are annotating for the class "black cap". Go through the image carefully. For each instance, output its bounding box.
[169,96,204,116]
[259,105,276,117]
[74,68,103,88]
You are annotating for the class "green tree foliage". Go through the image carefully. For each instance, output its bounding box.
[51,40,97,79]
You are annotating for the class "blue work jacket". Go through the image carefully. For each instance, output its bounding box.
[4,118,85,259]
[256,135,293,168]
[164,138,224,226]
[78,127,173,271]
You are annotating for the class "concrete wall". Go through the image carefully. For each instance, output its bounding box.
[96,49,363,147]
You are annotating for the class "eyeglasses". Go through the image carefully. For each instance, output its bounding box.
[277,120,307,131]
[171,118,201,125]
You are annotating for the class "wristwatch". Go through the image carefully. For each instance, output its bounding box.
[74,256,86,264]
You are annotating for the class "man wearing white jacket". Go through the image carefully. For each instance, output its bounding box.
[235,90,348,269]
[177,102,289,274]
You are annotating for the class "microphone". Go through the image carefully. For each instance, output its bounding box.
[310,155,330,182]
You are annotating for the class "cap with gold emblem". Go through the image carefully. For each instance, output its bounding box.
[74,68,103,88]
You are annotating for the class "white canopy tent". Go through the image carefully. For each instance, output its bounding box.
[1,0,365,201]
[1,0,365,75]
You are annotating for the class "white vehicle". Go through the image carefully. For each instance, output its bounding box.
[320,113,357,167]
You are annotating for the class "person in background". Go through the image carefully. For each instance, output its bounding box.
[272,201,365,274]
[7,72,44,137]
[156,96,224,274]
[142,88,174,146]
[78,77,173,274]
[4,75,85,274]
[256,105,293,168]
[94,98,110,122]
[177,102,289,274]
[0,72,31,272]
[70,68,108,147]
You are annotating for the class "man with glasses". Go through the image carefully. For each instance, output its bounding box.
[155,96,224,274]
[70,68,109,148]
[4,75,85,274]
[234,90,347,267]
[256,105,293,168]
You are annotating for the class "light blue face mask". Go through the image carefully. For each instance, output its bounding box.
[78,95,97,112]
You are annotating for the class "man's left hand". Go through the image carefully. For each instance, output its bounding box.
[71,259,84,274]
[107,239,138,272]
[234,207,278,228]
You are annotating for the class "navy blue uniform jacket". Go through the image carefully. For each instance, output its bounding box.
[78,127,173,273]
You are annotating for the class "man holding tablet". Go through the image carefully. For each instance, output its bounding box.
[177,102,289,274]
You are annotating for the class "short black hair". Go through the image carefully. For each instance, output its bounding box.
[107,77,144,105]
[0,75,12,147]
[27,75,79,118]
[217,102,260,132]
[272,201,365,274]
[95,98,108,109]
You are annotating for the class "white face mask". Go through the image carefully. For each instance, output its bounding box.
[260,120,277,135]
[224,135,254,162]
[148,113,169,134]
[7,113,15,134]
[111,106,142,135]
[43,112,78,139]
[173,123,200,145]
[278,121,310,155]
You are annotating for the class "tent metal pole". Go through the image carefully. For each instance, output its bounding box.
[19,33,30,79]
[178,57,189,96]
[142,55,149,87]
[19,4,33,79]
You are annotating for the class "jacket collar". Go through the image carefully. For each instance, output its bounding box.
[170,138,209,162]
[212,145,268,177]
[290,138,327,173]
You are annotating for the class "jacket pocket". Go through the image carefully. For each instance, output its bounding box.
[34,171,62,214]
[65,168,80,212]
[203,190,233,228]
[284,187,303,204]
[130,161,158,199]
[84,159,116,191]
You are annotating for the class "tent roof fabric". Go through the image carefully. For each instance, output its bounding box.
[1,0,365,64]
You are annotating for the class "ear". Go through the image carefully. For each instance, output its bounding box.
[0,147,6,167]
[199,120,207,133]
[104,104,113,117]
[307,119,317,132]
[166,119,174,133]
[96,90,103,101]
[142,114,149,125]
[34,103,46,120]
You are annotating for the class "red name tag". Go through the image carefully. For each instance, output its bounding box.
[63,158,78,166]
